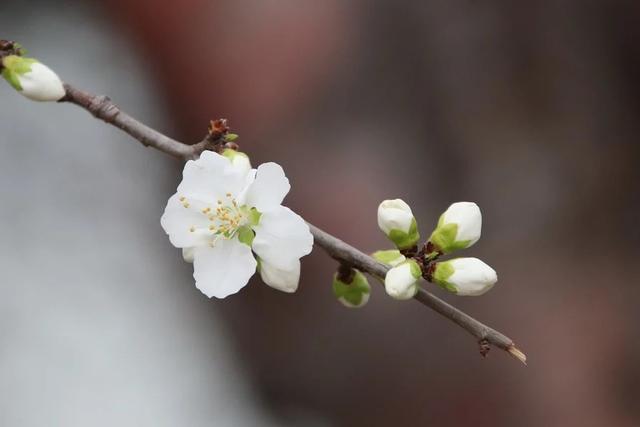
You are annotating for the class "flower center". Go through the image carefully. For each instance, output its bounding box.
[180,193,249,245]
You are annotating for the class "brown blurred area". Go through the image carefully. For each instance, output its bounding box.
[98,0,640,425]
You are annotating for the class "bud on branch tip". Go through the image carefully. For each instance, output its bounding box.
[377,199,420,250]
[429,202,482,254]
[1,41,65,102]
[384,259,421,300]
[431,257,497,296]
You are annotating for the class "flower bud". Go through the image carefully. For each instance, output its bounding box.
[1,55,65,102]
[377,199,420,250]
[332,269,371,308]
[372,249,406,267]
[384,259,421,300]
[259,259,300,293]
[222,148,251,175]
[430,257,497,296]
[428,202,481,254]
[182,247,195,263]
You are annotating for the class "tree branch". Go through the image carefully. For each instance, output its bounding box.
[62,85,212,159]
[60,83,526,365]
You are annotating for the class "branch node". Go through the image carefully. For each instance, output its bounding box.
[88,95,119,123]
[478,338,491,357]
[336,263,356,284]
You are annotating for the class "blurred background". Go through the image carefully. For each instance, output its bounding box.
[1,0,639,426]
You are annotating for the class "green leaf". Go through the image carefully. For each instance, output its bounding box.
[225,133,239,142]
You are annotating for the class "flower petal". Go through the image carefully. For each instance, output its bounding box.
[192,239,257,298]
[252,206,313,270]
[17,62,66,102]
[160,194,212,248]
[259,258,301,293]
[178,151,249,202]
[236,168,257,205]
[244,163,291,211]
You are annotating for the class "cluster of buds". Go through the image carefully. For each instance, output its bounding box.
[1,40,65,102]
[332,200,497,308]
[377,200,497,300]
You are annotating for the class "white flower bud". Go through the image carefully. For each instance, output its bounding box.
[431,257,497,296]
[429,202,481,254]
[259,259,300,293]
[384,259,421,300]
[332,269,371,308]
[2,55,65,102]
[372,249,406,267]
[182,247,195,263]
[377,199,420,250]
[222,148,251,175]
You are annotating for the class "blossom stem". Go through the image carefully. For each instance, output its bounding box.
[60,83,525,365]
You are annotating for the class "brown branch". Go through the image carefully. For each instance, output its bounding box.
[60,83,526,365]
[309,224,526,364]
[62,85,212,160]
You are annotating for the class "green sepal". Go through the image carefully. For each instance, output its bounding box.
[248,208,261,226]
[406,258,422,279]
[237,225,255,246]
[332,270,371,308]
[225,133,239,142]
[1,55,37,91]
[386,218,420,250]
[1,68,21,90]
[428,216,471,254]
[222,148,248,160]
[372,249,405,267]
[431,261,458,293]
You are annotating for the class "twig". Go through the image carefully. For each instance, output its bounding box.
[60,83,526,365]
[309,224,526,364]
[62,85,211,160]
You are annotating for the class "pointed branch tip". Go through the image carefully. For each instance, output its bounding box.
[507,345,527,365]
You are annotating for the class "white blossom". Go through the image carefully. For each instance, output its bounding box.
[431,257,497,296]
[429,202,481,254]
[161,150,313,298]
[377,199,420,249]
[384,259,421,300]
[1,56,65,102]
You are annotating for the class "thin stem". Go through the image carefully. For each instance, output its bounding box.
[62,85,211,160]
[60,83,526,365]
